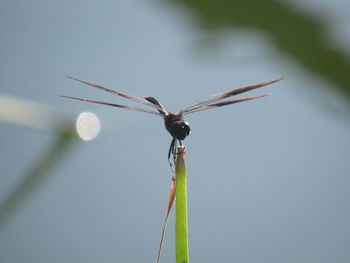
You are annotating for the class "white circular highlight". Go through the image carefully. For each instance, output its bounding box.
[76,112,101,141]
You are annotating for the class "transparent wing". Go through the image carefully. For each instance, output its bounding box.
[61,95,163,116]
[181,77,283,114]
[183,94,269,115]
[67,76,166,112]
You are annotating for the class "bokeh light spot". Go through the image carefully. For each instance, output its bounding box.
[76,112,101,141]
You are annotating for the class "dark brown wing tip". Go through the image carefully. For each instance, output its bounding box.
[66,76,84,83]
[274,76,285,82]
[60,95,84,101]
[66,75,75,80]
[259,77,284,88]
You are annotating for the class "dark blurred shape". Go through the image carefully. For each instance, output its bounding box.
[168,0,350,100]
[0,127,77,227]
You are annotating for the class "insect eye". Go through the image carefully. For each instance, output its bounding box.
[184,122,191,134]
[171,122,190,140]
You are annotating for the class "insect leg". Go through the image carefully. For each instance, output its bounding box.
[168,138,177,171]
[172,139,178,168]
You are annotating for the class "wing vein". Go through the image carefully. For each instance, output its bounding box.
[181,77,283,113]
[183,94,269,115]
[67,76,165,112]
[61,96,162,116]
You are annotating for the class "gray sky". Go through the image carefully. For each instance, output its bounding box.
[1,1,349,262]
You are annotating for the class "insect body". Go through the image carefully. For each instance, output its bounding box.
[63,76,283,168]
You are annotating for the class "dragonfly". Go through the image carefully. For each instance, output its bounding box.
[63,76,283,168]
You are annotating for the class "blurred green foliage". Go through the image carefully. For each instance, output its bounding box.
[169,0,350,100]
[0,127,77,227]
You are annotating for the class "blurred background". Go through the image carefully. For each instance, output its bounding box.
[1,0,349,262]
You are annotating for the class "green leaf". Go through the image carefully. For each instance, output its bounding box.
[175,146,189,263]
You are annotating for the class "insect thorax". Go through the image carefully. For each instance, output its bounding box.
[164,113,191,140]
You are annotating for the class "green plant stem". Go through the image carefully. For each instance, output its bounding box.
[175,146,189,263]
